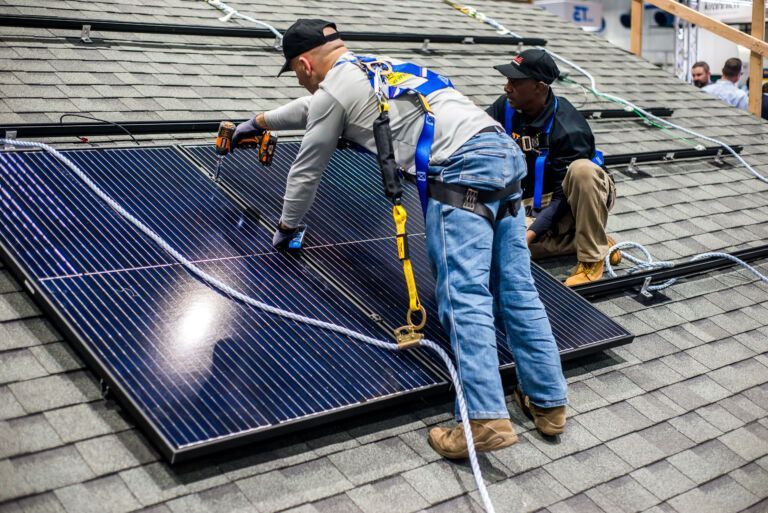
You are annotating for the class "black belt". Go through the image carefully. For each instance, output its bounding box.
[477,126,501,135]
[404,174,521,225]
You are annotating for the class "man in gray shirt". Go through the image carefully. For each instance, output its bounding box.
[234,18,568,458]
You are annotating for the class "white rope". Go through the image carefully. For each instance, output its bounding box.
[203,0,283,47]
[441,0,768,185]
[604,241,768,291]
[1,138,496,513]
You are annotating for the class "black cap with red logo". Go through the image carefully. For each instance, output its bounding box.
[493,49,560,84]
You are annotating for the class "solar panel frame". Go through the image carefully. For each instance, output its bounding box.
[0,145,450,462]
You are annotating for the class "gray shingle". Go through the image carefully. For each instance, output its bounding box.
[165,483,254,513]
[0,385,26,421]
[75,430,159,476]
[668,412,724,444]
[328,437,424,486]
[0,492,67,513]
[0,459,36,502]
[475,467,571,513]
[236,457,353,512]
[667,439,747,484]
[547,493,607,513]
[718,422,768,461]
[658,352,709,380]
[720,393,768,424]
[44,402,130,444]
[525,418,601,460]
[346,475,428,513]
[28,342,84,375]
[9,372,100,413]
[0,292,41,322]
[626,390,686,423]
[709,358,768,393]
[585,475,658,513]
[119,462,229,507]
[54,474,142,513]
[696,403,744,432]
[631,459,696,501]
[624,333,680,362]
[347,412,426,445]
[490,434,551,475]
[402,460,477,505]
[0,318,61,351]
[620,359,684,392]
[0,349,48,385]
[685,339,756,370]
[728,462,768,497]
[666,475,757,513]
[582,372,645,404]
[0,414,63,458]
[543,445,632,493]
[577,402,653,442]
[12,445,95,494]
[660,375,731,411]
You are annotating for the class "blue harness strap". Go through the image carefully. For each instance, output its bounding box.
[341,54,453,217]
[504,98,604,210]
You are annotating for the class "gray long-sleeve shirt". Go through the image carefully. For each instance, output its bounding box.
[264,52,499,227]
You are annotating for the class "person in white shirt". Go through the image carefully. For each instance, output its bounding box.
[703,58,748,111]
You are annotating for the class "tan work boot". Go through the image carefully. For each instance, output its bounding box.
[428,419,518,459]
[513,387,566,436]
[564,260,604,287]
[606,236,622,266]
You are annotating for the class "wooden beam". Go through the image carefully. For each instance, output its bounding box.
[645,0,768,58]
[630,0,644,57]
[748,0,765,117]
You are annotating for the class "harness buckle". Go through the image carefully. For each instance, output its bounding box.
[521,136,533,152]
[462,188,478,211]
[363,59,393,76]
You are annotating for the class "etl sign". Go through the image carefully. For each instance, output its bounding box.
[536,0,604,30]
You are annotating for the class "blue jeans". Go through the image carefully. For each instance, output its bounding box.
[425,132,568,419]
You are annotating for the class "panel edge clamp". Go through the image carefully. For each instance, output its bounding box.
[638,276,654,300]
[4,130,16,150]
[81,24,92,44]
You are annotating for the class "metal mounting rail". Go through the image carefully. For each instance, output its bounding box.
[2,108,677,139]
[603,145,742,166]
[581,107,673,119]
[573,245,768,299]
[0,14,547,46]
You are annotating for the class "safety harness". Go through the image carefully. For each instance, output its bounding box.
[504,100,604,210]
[337,54,522,345]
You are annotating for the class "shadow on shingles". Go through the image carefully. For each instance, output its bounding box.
[535,255,577,281]
[561,349,628,378]
[451,453,509,483]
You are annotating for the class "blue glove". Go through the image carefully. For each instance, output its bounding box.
[272,223,305,251]
[232,117,265,148]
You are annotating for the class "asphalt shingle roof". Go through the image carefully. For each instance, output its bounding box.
[1,0,767,512]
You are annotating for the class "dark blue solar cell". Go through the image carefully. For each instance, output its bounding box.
[0,146,445,461]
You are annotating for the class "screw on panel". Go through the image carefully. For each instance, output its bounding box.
[81,24,92,44]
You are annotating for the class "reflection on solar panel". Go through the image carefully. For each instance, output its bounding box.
[0,147,445,462]
[184,143,633,364]
[0,143,632,462]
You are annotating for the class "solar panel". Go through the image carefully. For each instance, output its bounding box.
[184,143,633,365]
[0,147,446,462]
[0,142,632,462]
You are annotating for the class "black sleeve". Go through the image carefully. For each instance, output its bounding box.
[528,184,568,236]
[485,95,508,125]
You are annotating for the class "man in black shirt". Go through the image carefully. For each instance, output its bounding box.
[486,49,619,286]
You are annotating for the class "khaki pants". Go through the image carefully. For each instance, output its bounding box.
[529,159,616,263]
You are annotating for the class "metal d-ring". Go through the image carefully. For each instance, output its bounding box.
[406,304,427,331]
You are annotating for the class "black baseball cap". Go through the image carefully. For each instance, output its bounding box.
[493,49,560,84]
[278,19,340,76]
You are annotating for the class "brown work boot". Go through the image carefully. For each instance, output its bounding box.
[513,387,567,436]
[564,260,604,287]
[428,419,518,459]
[607,236,622,266]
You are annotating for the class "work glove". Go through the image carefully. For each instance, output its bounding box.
[272,223,306,251]
[232,117,265,148]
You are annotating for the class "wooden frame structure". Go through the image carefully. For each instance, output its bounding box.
[631,0,766,117]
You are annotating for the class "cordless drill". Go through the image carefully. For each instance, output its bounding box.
[213,121,278,181]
